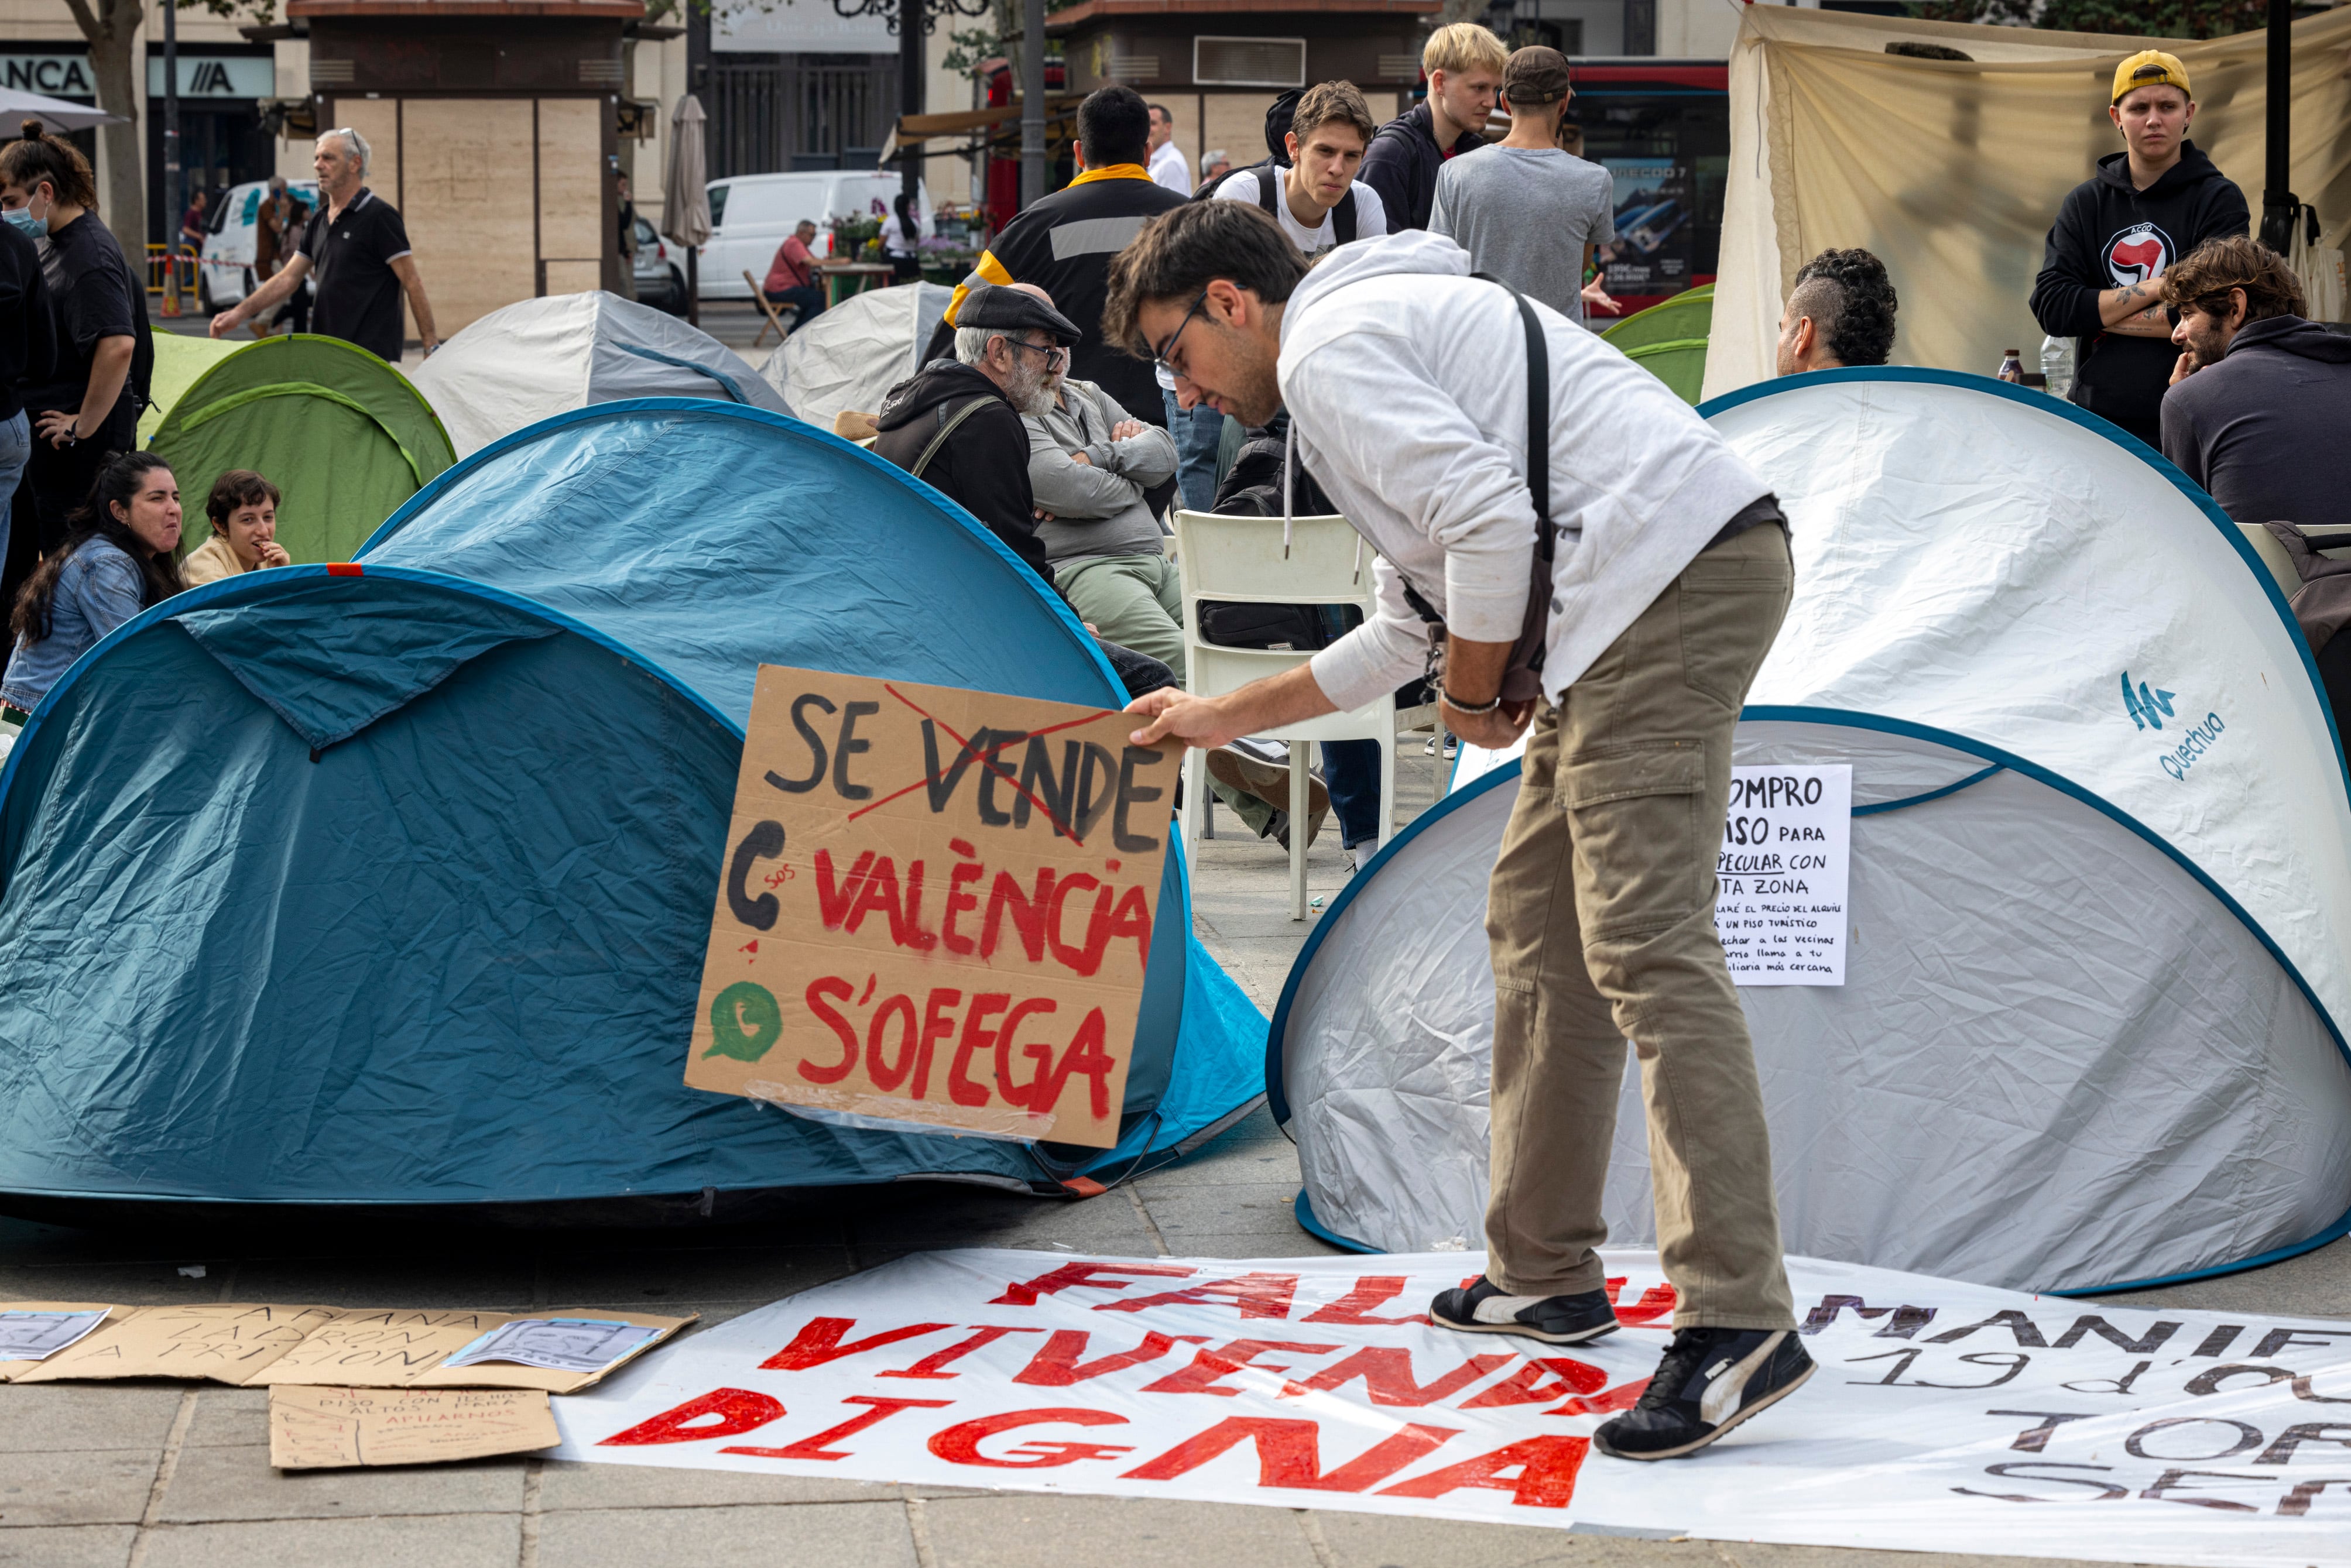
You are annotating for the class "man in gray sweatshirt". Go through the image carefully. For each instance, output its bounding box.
[1026,373,1181,674]
[2160,235,2351,531]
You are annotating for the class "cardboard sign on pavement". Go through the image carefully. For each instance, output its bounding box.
[0,1303,691,1393]
[685,665,1179,1149]
[269,1385,561,1469]
[0,1302,122,1380]
[256,1309,693,1393]
[9,1303,342,1384]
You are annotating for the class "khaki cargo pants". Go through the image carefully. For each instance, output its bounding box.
[1483,521,1796,1330]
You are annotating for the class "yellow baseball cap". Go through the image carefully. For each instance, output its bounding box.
[2112,50,2191,105]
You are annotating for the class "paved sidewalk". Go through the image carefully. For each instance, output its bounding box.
[0,743,2341,1567]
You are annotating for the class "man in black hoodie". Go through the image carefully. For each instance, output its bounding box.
[2160,235,2351,531]
[1358,21,1501,232]
[2030,50,2248,450]
[874,284,1181,704]
[875,283,1077,584]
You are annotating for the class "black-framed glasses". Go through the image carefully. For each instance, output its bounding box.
[1004,337,1070,370]
[1150,288,1212,378]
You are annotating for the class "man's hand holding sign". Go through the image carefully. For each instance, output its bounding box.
[688,666,1181,1148]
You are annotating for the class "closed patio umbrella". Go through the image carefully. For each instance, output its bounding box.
[664,95,711,327]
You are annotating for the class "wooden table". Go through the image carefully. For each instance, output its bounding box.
[813,260,897,309]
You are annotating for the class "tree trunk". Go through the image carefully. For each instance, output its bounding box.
[70,0,147,269]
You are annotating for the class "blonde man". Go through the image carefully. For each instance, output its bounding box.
[1360,22,1503,231]
[1213,81,1389,256]
[1431,47,1610,322]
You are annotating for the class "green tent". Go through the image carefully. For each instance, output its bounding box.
[1601,287,1713,406]
[146,334,455,564]
[138,329,242,444]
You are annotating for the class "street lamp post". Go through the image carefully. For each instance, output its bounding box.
[163,0,183,315]
[832,0,998,215]
[2259,0,2297,256]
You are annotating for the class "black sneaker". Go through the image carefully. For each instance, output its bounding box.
[1428,1278,1619,1344]
[1593,1326,1814,1461]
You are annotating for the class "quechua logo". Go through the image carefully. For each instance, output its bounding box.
[2122,671,2177,732]
[2106,222,2172,287]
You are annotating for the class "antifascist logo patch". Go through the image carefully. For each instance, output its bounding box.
[2105,222,2174,287]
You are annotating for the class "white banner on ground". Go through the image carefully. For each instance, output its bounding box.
[552,1249,2351,1564]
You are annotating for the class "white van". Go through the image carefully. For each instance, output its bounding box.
[698,170,930,300]
[196,179,321,312]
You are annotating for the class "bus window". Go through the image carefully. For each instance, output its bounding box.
[1568,62,1729,316]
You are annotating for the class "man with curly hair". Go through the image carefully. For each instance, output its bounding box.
[2160,234,2351,531]
[1774,248,1897,376]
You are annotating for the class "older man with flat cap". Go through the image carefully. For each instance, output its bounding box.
[875,283,1083,582]
[876,283,1181,704]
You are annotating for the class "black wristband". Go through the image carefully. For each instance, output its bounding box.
[1442,689,1503,716]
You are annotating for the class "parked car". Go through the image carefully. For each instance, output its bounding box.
[196,179,320,313]
[697,171,930,301]
[632,217,686,313]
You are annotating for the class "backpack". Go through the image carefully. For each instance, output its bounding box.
[1253,170,1355,245]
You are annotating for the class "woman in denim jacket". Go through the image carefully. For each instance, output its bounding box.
[1,451,184,725]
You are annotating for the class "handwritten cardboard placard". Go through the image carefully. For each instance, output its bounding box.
[685,665,1180,1149]
[9,1303,342,1384]
[0,1304,691,1392]
[259,1309,693,1393]
[0,1302,122,1381]
[270,1385,560,1470]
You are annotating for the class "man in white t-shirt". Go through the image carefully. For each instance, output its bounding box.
[1211,80,1388,258]
[1146,104,1192,196]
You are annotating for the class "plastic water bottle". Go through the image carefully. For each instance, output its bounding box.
[1996,348,2024,383]
[2040,335,2075,399]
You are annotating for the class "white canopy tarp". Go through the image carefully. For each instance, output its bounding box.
[1705,5,2351,397]
[409,291,786,458]
[1274,370,2351,1293]
[763,282,951,430]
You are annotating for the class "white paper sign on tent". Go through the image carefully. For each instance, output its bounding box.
[1715,764,1850,986]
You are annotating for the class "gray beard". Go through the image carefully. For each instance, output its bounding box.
[1005,361,1060,417]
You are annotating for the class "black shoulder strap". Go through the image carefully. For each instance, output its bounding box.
[1514,291,1548,533]
[1255,172,1279,218]
[1334,189,1356,244]
[1397,279,1550,633]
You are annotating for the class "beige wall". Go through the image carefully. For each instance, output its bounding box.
[536,97,605,297]
[395,98,533,338]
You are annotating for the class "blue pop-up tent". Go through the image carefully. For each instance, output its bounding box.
[0,399,1264,1208]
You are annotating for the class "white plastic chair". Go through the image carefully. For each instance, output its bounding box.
[1174,506,1435,919]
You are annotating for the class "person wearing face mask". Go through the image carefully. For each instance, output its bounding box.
[0,123,153,614]
[183,469,293,586]
[1,453,184,726]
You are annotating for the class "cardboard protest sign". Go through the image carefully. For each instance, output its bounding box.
[685,665,1180,1148]
[551,1248,2351,1567]
[2,1304,689,1392]
[269,1385,560,1469]
[9,1304,342,1384]
[0,1302,121,1381]
[261,1309,692,1393]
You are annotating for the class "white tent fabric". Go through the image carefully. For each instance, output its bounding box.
[1273,370,2351,1293]
[763,283,951,429]
[409,291,786,458]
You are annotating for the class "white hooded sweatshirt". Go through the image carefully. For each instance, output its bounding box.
[1288,232,1770,711]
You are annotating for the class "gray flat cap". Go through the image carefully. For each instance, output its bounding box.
[957,284,1082,346]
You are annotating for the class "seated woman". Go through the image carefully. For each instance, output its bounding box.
[183,469,291,586]
[1,452,185,726]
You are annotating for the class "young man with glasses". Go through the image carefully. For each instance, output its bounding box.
[1106,201,1814,1463]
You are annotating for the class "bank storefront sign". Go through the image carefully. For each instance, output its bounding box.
[0,53,273,101]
